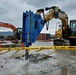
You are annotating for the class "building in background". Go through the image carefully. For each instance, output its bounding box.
[37,33,50,41]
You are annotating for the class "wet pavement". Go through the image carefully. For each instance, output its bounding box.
[0,41,76,75]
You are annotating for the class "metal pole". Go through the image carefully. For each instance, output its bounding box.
[25,11,30,60]
[25,46,29,60]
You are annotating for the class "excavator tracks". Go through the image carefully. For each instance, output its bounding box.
[53,39,70,46]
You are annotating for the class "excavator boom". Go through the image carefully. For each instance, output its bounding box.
[36,6,68,38]
[0,22,16,32]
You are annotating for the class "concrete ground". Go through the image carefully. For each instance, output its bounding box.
[0,41,76,75]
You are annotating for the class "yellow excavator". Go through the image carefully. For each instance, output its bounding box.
[36,6,76,46]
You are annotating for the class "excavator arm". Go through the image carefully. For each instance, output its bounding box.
[0,22,16,32]
[36,6,68,38]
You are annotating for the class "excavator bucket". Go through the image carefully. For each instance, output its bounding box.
[22,10,44,46]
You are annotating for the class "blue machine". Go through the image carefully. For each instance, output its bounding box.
[22,10,45,46]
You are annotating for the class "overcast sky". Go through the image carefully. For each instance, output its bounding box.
[0,0,76,34]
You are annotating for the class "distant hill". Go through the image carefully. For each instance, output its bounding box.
[0,31,13,36]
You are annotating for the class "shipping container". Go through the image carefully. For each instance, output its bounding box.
[37,33,50,41]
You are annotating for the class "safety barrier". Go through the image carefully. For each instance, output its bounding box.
[0,46,76,59]
[0,46,76,51]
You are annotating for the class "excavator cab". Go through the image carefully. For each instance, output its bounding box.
[68,20,76,45]
[69,20,76,36]
[15,28,22,40]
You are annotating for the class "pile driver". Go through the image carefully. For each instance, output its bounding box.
[22,6,76,46]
